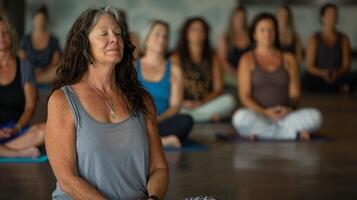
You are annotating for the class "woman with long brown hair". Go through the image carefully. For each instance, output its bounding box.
[46,7,168,200]
[171,17,236,122]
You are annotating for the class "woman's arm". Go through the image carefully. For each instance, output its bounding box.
[15,83,38,131]
[36,51,61,83]
[46,90,106,200]
[158,64,183,122]
[200,55,223,104]
[305,34,326,78]
[238,52,267,115]
[336,34,351,77]
[144,95,169,199]
[284,52,300,107]
[294,33,303,68]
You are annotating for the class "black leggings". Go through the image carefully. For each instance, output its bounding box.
[158,114,193,143]
[302,72,354,92]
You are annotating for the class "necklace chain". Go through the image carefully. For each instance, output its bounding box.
[88,81,117,119]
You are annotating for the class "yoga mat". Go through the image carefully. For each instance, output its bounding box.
[0,154,48,163]
[164,140,209,152]
[215,132,332,142]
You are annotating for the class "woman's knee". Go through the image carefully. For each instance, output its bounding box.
[220,94,237,110]
[309,108,323,129]
[232,108,253,129]
[177,114,193,140]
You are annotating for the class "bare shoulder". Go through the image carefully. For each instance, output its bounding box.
[170,62,182,77]
[239,50,255,71]
[283,52,295,62]
[307,33,317,44]
[48,89,71,117]
[341,33,350,43]
[283,52,298,71]
[169,52,180,66]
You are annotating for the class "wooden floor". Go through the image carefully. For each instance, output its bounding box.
[1,92,357,200]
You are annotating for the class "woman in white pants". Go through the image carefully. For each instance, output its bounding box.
[232,13,322,141]
[171,17,236,122]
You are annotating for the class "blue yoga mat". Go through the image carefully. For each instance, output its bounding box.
[0,155,48,163]
[164,140,209,152]
[216,132,332,142]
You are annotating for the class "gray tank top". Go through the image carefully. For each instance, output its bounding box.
[52,86,149,200]
[251,51,290,108]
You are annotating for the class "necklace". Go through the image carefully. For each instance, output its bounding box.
[88,81,117,120]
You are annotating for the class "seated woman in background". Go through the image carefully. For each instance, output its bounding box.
[303,3,351,92]
[217,5,251,86]
[0,15,45,157]
[137,20,193,148]
[18,5,61,84]
[276,4,302,67]
[232,13,322,141]
[171,17,236,122]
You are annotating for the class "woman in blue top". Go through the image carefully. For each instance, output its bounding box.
[137,20,193,148]
[19,5,61,84]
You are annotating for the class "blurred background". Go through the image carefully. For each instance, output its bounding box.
[2,0,357,51]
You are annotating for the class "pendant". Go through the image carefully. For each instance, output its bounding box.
[110,109,117,119]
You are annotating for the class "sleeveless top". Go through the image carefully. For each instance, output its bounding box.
[0,58,36,124]
[251,51,290,108]
[137,60,171,115]
[281,34,297,54]
[227,45,251,69]
[52,86,149,200]
[182,60,213,101]
[315,31,343,70]
[20,33,61,69]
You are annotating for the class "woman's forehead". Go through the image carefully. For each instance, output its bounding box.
[93,13,120,29]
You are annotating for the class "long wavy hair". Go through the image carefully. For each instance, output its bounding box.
[175,17,213,71]
[51,7,148,117]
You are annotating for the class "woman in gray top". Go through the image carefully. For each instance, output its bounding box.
[45,7,168,200]
[232,13,322,141]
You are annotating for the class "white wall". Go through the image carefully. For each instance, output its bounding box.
[24,0,357,50]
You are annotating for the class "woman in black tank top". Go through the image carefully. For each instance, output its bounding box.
[217,6,251,86]
[304,3,352,92]
[0,15,45,158]
[276,5,302,67]
[233,13,322,141]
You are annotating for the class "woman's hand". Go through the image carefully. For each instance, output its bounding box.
[0,128,17,138]
[265,106,291,121]
[183,100,202,110]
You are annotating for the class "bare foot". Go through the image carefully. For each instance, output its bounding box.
[249,134,257,141]
[0,146,40,158]
[162,135,182,148]
[18,147,40,158]
[211,113,221,122]
[299,131,310,141]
